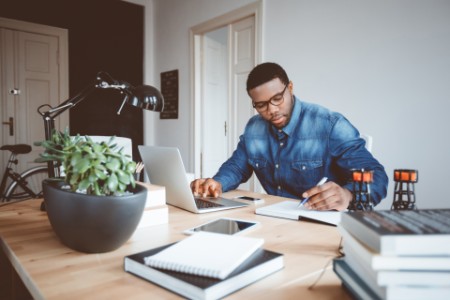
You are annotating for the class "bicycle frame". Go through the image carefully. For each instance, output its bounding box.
[3,165,48,200]
[0,151,19,198]
[0,149,47,201]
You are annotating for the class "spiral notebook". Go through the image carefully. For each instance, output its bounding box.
[143,231,264,279]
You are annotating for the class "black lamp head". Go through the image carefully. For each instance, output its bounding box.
[127,85,164,112]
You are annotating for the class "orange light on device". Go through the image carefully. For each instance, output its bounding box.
[394,169,418,182]
[352,170,373,183]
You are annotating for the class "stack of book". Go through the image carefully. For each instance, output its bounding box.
[334,209,450,300]
[124,231,284,300]
[137,183,168,228]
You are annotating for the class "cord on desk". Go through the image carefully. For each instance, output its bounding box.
[308,237,344,290]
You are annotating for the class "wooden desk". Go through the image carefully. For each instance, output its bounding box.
[0,191,350,299]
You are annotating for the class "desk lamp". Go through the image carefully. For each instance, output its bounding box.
[37,71,164,178]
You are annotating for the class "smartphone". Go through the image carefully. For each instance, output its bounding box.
[235,195,264,204]
[184,218,259,235]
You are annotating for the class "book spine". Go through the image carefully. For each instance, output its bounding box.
[341,212,382,253]
[341,212,450,256]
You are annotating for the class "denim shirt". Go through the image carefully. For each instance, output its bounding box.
[213,96,388,205]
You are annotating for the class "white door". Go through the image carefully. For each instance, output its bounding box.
[196,16,258,190]
[201,27,229,178]
[192,2,261,191]
[229,16,258,191]
[0,18,68,173]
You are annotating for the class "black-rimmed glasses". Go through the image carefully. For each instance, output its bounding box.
[252,83,288,112]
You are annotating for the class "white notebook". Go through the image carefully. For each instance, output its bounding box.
[143,231,264,279]
[255,200,342,226]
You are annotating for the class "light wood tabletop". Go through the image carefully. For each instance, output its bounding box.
[0,190,351,300]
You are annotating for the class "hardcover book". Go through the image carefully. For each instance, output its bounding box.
[338,225,450,271]
[333,258,450,300]
[340,209,450,255]
[137,205,169,229]
[124,243,284,300]
[138,182,166,207]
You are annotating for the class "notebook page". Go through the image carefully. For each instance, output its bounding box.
[255,200,342,226]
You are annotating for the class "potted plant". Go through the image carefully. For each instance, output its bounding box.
[35,128,147,253]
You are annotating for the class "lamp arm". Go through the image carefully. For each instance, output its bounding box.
[37,72,129,177]
[36,71,164,179]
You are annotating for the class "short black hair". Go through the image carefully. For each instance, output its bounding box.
[246,62,290,92]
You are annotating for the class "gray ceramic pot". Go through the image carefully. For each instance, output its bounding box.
[42,179,146,253]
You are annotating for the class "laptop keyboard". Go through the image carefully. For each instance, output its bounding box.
[195,198,224,209]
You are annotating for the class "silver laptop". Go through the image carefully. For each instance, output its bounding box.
[138,145,248,213]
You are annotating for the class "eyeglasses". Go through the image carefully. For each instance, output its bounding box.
[252,83,288,112]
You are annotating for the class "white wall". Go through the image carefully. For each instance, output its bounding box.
[150,0,256,169]
[142,0,450,210]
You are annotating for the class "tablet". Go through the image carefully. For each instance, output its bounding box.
[184,218,259,235]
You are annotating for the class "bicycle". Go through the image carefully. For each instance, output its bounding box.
[0,144,48,205]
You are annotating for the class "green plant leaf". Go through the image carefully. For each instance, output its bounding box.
[117,169,130,185]
[106,158,121,172]
[75,157,91,174]
[107,173,119,191]
[35,129,136,196]
[94,168,108,180]
[78,179,91,191]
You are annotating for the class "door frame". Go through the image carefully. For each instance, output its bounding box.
[0,17,68,170]
[189,1,262,180]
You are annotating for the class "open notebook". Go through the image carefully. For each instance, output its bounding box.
[255,200,342,226]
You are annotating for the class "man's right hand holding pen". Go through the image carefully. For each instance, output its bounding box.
[300,177,353,211]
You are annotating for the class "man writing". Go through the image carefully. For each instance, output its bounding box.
[191,62,388,211]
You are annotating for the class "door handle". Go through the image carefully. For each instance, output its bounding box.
[2,117,14,136]
[9,88,20,95]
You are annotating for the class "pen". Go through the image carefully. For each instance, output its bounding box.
[297,177,328,208]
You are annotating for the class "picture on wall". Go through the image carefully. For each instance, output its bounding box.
[160,69,179,119]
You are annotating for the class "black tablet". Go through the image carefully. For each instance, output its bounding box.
[184,218,259,235]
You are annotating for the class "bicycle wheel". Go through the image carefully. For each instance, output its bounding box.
[4,166,48,201]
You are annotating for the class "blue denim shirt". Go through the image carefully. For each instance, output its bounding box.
[213,96,388,205]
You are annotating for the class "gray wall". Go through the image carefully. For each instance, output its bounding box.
[147,0,450,210]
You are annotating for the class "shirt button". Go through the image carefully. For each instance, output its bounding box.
[275,164,279,168]
[256,163,259,168]
[302,166,306,170]
[280,142,284,146]
[278,129,282,133]
[278,186,281,190]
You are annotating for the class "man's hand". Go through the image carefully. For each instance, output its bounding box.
[301,181,352,211]
[190,178,223,198]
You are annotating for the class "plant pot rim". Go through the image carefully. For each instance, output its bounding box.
[43,178,142,198]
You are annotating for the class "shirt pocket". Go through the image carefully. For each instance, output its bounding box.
[291,160,324,187]
[248,158,268,183]
[248,158,268,171]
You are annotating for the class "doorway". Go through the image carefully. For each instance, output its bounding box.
[191,1,262,192]
[0,17,68,173]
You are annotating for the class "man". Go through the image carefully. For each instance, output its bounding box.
[191,62,388,211]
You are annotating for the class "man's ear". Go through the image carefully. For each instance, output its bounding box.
[288,81,294,94]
